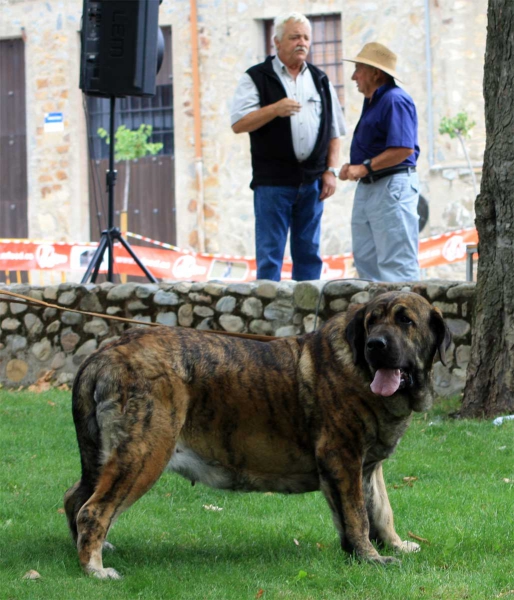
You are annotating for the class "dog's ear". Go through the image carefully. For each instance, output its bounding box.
[430,307,452,366]
[345,305,366,366]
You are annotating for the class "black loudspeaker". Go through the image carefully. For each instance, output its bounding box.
[80,0,163,97]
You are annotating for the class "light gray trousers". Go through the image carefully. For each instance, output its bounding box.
[351,172,420,282]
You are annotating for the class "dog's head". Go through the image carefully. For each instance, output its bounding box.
[345,291,452,411]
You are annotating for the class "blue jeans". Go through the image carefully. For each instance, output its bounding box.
[254,180,324,281]
[351,172,420,282]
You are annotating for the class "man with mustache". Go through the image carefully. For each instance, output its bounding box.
[339,42,420,282]
[231,12,345,281]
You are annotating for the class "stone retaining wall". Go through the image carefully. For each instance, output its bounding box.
[0,280,475,396]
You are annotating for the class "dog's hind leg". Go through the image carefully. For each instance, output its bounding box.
[75,402,180,579]
[64,479,95,545]
[366,463,420,554]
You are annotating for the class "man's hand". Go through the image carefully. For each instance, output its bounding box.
[274,98,302,117]
[320,171,337,200]
[347,164,368,181]
[339,163,350,181]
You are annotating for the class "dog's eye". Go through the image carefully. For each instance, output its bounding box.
[396,313,413,325]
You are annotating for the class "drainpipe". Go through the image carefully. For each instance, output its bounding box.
[424,0,435,167]
[190,0,205,252]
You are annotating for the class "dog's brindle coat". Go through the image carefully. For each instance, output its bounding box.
[65,291,451,578]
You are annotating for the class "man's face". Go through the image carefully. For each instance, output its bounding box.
[275,20,311,66]
[351,63,379,98]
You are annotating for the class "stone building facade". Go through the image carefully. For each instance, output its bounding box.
[1,0,486,277]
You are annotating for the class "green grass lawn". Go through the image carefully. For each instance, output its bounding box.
[0,389,513,600]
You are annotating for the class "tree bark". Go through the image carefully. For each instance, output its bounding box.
[460,0,514,418]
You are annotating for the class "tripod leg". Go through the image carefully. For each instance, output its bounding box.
[81,235,109,284]
[116,235,157,283]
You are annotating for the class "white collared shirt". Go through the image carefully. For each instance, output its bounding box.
[231,56,346,162]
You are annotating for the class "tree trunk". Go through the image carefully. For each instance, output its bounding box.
[460,0,514,418]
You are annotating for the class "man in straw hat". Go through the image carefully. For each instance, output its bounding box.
[230,12,346,281]
[339,42,420,282]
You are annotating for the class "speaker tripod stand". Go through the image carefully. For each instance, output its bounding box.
[82,96,157,284]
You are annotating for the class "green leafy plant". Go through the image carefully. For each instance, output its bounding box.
[98,124,163,231]
[439,112,478,197]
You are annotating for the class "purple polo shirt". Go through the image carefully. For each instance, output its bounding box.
[350,82,419,167]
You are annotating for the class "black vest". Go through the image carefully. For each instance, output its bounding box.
[246,56,333,189]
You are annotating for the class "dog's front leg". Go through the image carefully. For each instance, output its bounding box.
[366,463,420,554]
[316,448,399,565]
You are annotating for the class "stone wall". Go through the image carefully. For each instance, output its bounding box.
[0,280,474,396]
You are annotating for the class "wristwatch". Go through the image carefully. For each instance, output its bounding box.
[326,167,340,177]
[363,158,373,174]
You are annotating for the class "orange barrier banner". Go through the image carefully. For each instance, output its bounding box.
[0,228,478,282]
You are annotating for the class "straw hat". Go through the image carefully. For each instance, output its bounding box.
[343,42,402,82]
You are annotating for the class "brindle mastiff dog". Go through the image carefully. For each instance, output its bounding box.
[65,290,451,578]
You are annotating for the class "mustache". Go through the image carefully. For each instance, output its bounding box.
[294,46,308,52]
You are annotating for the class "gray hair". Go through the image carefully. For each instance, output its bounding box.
[273,12,311,43]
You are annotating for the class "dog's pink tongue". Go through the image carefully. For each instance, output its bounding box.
[370,369,401,397]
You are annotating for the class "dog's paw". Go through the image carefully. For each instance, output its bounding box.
[90,567,122,580]
[394,540,420,554]
[103,541,116,552]
[369,555,401,566]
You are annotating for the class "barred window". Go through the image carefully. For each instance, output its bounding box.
[264,14,344,105]
[86,27,174,159]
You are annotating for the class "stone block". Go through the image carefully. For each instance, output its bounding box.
[456,345,471,369]
[241,297,263,319]
[249,320,273,335]
[24,313,44,337]
[433,301,459,316]
[43,286,59,301]
[50,352,66,370]
[188,292,211,304]
[294,281,325,311]
[446,318,471,342]
[79,293,104,313]
[8,334,27,353]
[32,338,53,362]
[61,329,81,353]
[255,281,277,299]
[62,311,83,326]
[107,283,136,301]
[226,283,254,296]
[2,318,21,332]
[351,291,370,305]
[216,296,237,314]
[204,283,227,297]
[10,302,28,315]
[0,302,8,317]
[156,312,177,327]
[58,290,78,306]
[276,325,298,337]
[446,283,476,300]
[127,300,148,312]
[84,318,109,337]
[276,281,296,299]
[178,304,194,327]
[329,298,349,313]
[263,300,294,323]
[135,284,159,299]
[46,320,61,335]
[194,305,214,318]
[303,313,323,333]
[154,290,181,306]
[324,280,369,297]
[219,314,244,333]
[6,359,28,382]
